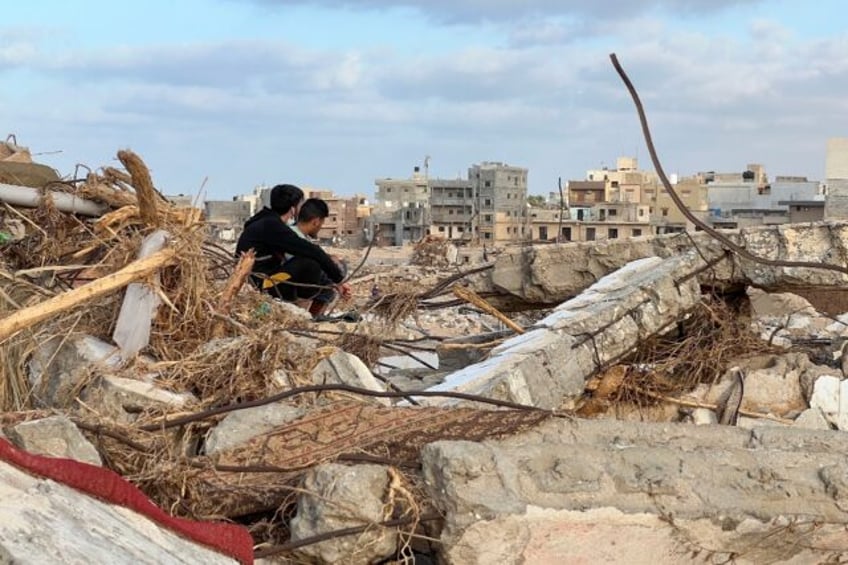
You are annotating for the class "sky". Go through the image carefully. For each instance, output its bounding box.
[2,0,848,200]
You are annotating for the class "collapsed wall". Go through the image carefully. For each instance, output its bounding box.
[422,418,848,564]
[483,222,848,309]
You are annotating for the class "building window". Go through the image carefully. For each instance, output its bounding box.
[484,198,492,206]
[586,227,596,241]
[638,209,644,217]
[609,209,617,216]
[539,226,548,240]
[438,226,445,232]
[484,214,492,222]
[608,228,618,239]
[632,228,642,237]
[662,208,669,217]
[449,209,454,215]
[562,227,571,241]
[485,181,491,187]
[386,188,392,193]
[484,232,492,240]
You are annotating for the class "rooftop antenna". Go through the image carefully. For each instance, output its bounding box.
[424,155,431,179]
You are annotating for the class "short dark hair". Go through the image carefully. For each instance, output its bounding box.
[298,198,330,223]
[269,184,304,215]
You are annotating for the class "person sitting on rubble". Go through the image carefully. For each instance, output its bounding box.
[235,184,346,313]
[288,197,352,318]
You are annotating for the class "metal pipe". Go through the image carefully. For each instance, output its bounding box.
[0,183,107,217]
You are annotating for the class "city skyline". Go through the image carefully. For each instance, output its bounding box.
[2,0,847,199]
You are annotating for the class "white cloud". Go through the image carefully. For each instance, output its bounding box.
[239,0,764,24]
[3,2,848,197]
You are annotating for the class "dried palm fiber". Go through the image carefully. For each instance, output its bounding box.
[0,273,56,410]
[594,295,778,410]
[117,149,161,227]
[337,332,382,368]
[150,324,317,406]
[366,275,420,329]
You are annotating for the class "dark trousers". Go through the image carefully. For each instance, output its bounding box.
[252,257,323,301]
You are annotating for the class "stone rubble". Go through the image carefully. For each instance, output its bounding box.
[423,253,703,409]
[5,415,102,467]
[421,418,848,564]
[9,194,848,563]
[0,459,238,564]
[289,463,397,565]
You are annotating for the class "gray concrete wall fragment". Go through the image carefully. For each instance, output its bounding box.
[422,418,848,563]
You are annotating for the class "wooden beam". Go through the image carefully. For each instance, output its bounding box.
[0,248,177,343]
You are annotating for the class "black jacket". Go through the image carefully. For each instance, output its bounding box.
[235,207,344,283]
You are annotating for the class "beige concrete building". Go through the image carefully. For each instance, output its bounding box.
[430,178,474,241]
[585,157,657,203]
[470,162,528,244]
[528,201,649,243]
[642,176,709,234]
[374,167,429,209]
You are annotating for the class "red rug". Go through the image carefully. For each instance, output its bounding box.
[0,438,253,564]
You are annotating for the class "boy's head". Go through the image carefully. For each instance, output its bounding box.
[269,184,304,219]
[297,198,330,237]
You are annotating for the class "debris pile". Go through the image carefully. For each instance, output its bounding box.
[411,234,457,267]
[2,144,848,563]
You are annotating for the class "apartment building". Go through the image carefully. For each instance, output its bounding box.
[643,176,710,233]
[429,178,474,241]
[470,162,528,243]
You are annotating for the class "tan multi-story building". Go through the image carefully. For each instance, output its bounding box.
[528,201,650,243]
[470,162,528,244]
[642,176,709,234]
[430,178,474,241]
[585,157,657,203]
[374,167,429,209]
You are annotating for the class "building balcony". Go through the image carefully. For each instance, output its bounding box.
[432,197,474,206]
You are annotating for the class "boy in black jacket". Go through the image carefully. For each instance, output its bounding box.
[235,184,344,310]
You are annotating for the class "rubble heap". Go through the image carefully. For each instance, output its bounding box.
[411,234,458,267]
[2,145,848,563]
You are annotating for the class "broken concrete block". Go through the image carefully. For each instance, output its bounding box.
[436,330,512,372]
[422,418,848,563]
[747,287,817,319]
[27,334,123,408]
[6,415,101,466]
[690,408,717,425]
[84,376,197,422]
[810,375,848,430]
[290,463,396,565]
[311,350,389,405]
[794,408,832,431]
[204,403,306,454]
[426,252,703,409]
[703,354,825,418]
[0,460,238,564]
